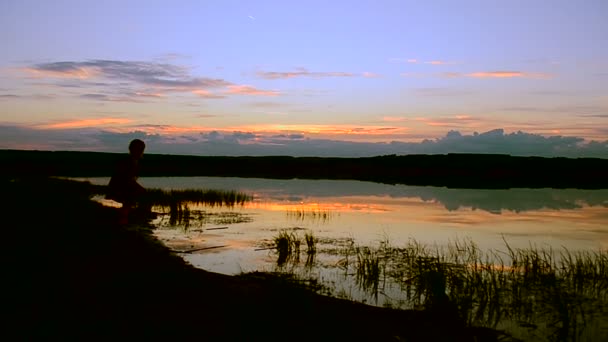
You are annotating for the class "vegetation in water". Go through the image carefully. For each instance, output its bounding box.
[286,207,335,223]
[269,236,608,342]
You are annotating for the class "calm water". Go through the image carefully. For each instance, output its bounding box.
[79,176,608,340]
[81,176,608,274]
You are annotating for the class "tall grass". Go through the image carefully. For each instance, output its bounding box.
[345,238,608,340]
[143,188,252,208]
[139,188,252,227]
[273,229,318,267]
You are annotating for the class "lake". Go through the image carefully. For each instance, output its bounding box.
[79,176,607,269]
[78,176,608,340]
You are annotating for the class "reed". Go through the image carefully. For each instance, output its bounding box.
[304,230,317,255]
[327,237,608,340]
[274,230,301,266]
[286,207,333,222]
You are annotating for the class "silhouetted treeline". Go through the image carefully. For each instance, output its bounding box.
[2,149,607,189]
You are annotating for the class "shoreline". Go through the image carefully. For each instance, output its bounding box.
[3,177,502,341]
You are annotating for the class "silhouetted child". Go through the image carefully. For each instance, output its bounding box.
[107,139,147,224]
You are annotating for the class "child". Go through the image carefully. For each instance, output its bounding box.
[106,139,146,224]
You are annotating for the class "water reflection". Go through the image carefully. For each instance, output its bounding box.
[79,176,608,251]
[76,176,608,341]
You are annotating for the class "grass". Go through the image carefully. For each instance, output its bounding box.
[286,207,334,222]
[142,188,253,208]
[269,235,608,342]
[273,229,318,267]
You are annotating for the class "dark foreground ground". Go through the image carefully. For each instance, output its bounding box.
[2,177,507,341]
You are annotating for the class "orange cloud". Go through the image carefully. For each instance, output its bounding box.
[38,117,132,129]
[425,60,449,65]
[226,85,280,96]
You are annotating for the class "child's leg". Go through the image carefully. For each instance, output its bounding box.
[119,203,133,224]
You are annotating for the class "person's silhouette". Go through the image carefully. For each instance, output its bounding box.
[106,139,146,224]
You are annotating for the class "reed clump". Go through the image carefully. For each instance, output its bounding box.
[137,187,253,227]
[143,188,253,208]
[273,229,319,267]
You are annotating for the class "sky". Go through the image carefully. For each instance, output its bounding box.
[1,0,607,157]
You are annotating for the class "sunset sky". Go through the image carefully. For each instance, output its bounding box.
[1,0,607,157]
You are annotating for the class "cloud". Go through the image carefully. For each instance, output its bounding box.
[382,116,407,122]
[2,124,607,158]
[21,60,288,101]
[192,89,226,99]
[37,118,132,129]
[413,87,473,97]
[443,71,552,79]
[362,72,380,78]
[250,101,287,108]
[225,85,280,96]
[388,58,418,63]
[424,60,450,65]
[25,60,231,89]
[78,92,156,103]
[256,68,355,79]
[0,94,20,99]
[80,93,109,100]
[415,115,480,128]
[577,114,608,118]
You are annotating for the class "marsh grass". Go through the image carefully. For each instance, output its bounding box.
[286,207,334,223]
[304,230,317,255]
[354,247,383,296]
[273,229,320,267]
[137,188,252,227]
[143,188,252,208]
[267,236,607,341]
[337,237,608,341]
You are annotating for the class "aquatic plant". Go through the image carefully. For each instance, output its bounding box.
[348,238,608,341]
[264,235,607,341]
[274,230,301,266]
[286,207,334,223]
[304,230,317,255]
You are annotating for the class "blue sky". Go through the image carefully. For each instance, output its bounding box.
[1,0,607,156]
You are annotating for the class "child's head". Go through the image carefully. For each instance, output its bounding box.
[128,139,145,159]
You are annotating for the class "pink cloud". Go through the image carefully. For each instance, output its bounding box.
[362,72,380,78]
[226,85,280,96]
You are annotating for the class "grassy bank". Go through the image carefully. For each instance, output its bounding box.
[2,177,504,341]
